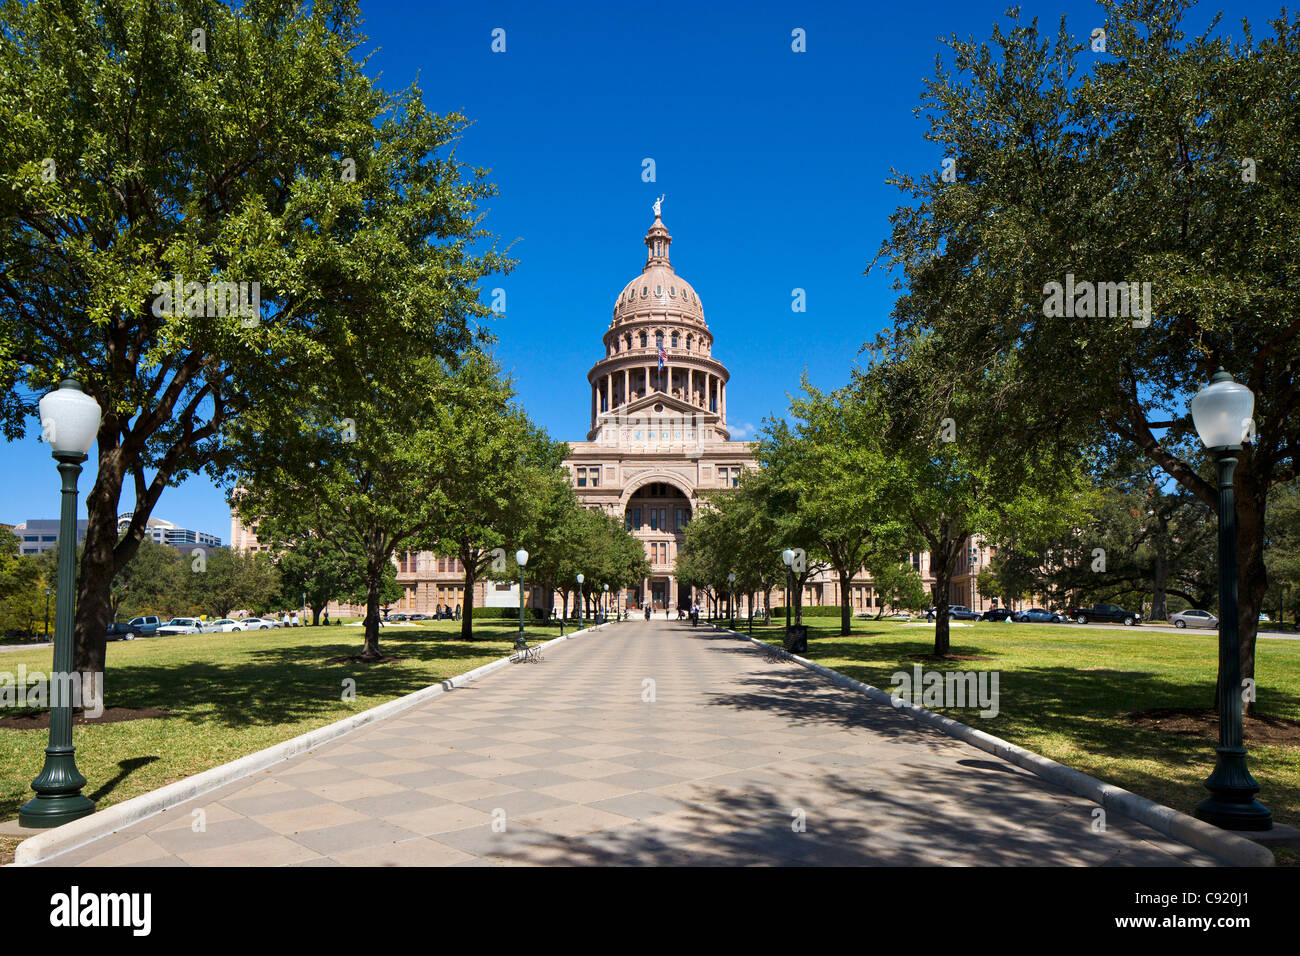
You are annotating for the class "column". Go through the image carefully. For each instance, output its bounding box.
[606,374,612,414]
[623,368,629,407]
[688,367,694,405]
[721,381,726,422]
[591,385,597,424]
[667,574,675,609]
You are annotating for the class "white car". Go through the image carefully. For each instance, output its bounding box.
[206,619,245,632]
[158,618,204,636]
[239,618,278,630]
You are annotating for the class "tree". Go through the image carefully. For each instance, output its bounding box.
[869,0,1300,694]
[183,548,280,619]
[274,537,367,626]
[0,0,508,702]
[870,561,929,618]
[233,353,508,660]
[109,539,182,620]
[424,373,569,642]
[758,378,913,635]
[1264,481,1300,625]
[862,342,1096,656]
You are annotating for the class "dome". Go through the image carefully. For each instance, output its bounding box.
[610,214,707,328]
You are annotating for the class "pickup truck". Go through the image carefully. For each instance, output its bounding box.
[105,615,161,641]
[1066,604,1142,626]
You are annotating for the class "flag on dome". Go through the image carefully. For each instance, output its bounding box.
[657,341,666,370]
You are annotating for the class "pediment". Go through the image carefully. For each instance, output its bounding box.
[614,392,715,422]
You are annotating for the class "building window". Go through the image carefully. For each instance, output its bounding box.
[589,468,600,487]
[675,508,683,530]
[639,331,647,347]
[671,332,679,348]
[577,468,587,487]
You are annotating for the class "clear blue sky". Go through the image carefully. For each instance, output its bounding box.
[0,0,1276,538]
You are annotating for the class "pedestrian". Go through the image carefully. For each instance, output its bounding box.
[644,605,650,621]
[291,611,299,627]
[281,610,289,627]
[455,604,462,621]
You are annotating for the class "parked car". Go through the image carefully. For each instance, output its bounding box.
[106,615,161,641]
[925,605,980,621]
[1015,607,1064,624]
[408,613,429,621]
[158,617,205,636]
[1169,609,1218,629]
[388,613,409,622]
[206,619,244,633]
[980,607,1015,622]
[239,617,276,630]
[1066,603,1142,626]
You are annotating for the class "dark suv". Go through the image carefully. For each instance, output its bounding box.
[1066,603,1142,626]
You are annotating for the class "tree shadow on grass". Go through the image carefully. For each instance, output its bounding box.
[61,637,520,731]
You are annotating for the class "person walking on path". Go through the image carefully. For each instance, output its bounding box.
[644,605,651,621]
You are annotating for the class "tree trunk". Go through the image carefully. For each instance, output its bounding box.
[460,567,476,640]
[838,568,852,636]
[931,534,955,657]
[73,455,132,714]
[1151,516,1169,621]
[360,564,383,661]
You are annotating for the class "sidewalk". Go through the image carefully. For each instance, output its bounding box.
[28,619,1217,866]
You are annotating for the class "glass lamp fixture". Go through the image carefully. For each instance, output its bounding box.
[1191,369,1254,450]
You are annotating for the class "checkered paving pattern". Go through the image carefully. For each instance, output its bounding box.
[38,620,1217,866]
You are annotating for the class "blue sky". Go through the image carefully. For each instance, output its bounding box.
[0,0,1277,538]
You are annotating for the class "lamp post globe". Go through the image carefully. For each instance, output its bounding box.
[1189,369,1271,831]
[577,573,584,622]
[603,583,609,623]
[21,380,100,828]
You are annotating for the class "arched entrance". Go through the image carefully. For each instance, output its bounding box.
[624,480,692,609]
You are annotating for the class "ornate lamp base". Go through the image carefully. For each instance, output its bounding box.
[19,746,95,828]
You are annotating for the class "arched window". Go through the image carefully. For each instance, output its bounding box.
[671,332,679,348]
[639,331,647,348]
[655,331,663,349]
[625,333,632,350]
[686,335,693,352]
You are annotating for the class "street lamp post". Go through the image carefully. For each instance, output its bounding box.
[603,584,609,624]
[782,549,795,636]
[515,549,529,650]
[577,573,584,625]
[728,572,736,630]
[21,380,101,828]
[1189,369,1271,831]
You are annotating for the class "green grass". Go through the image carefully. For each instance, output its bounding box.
[735,618,1300,830]
[0,620,533,828]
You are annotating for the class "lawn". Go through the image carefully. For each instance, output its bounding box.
[733,617,1300,837]
[0,619,546,856]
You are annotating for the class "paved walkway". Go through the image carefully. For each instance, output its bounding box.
[37,620,1215,866]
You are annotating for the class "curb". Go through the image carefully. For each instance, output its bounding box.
[708,623,1275,867]
[11,623,608,867]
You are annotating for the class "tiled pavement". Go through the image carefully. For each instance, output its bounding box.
[37,619,1216,866]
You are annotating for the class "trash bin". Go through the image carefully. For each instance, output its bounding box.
[784,625,808,654]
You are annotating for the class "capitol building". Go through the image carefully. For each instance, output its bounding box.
[232,207,995,617]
